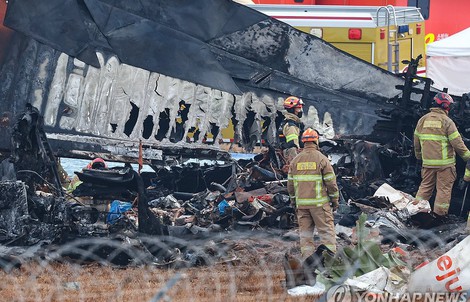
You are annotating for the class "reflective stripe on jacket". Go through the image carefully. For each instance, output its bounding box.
[287,143,339,208]
[414,108,470,168]
[282,112,301,149]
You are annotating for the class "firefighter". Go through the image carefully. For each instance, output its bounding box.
[414,92,470,216]
[287,128,338,258]
[281,96,305,162]
[67,158,108,193]
[56,158,70,188]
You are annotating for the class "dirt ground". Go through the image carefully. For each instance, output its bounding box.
[0,236,321,302]
[0,262,321,302]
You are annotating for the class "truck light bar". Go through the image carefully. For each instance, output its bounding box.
[398,25,409,34]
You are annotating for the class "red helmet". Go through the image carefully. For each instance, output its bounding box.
[301,128,319,143]
[283,96,304,109]
[86,158,108,169]
[434,92,454,111]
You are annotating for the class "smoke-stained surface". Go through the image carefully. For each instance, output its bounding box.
[0,0,408,161]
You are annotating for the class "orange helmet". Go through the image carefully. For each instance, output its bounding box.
[301,128,319,143]
[433,92,454,111]
[283,96,303,109]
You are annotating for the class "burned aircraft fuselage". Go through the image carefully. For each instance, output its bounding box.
[0,0,422,164]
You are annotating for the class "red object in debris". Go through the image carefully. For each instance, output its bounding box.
[414,260,430,270]
[392,247,407,257]
[248,194,274,204]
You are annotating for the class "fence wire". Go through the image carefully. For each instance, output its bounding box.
[0,226,465,302]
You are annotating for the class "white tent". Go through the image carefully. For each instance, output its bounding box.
[427,27,470,95]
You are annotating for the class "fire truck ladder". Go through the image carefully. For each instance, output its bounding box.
[376,5,400,73]
[376,5,423,73]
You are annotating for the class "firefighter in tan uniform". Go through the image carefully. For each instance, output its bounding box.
[287,128,338,258]
[281,96,304,162]
[414,92,470,215]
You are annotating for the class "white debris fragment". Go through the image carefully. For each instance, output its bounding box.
[287,282,326,296]
[344,267,408,295]
[374,183,431,215]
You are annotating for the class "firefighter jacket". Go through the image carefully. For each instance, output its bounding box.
[282,112,303,149]
[287,143,339,208]
[414,108,470,168]
[465,161,470,182]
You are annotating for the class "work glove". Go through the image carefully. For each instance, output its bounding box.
[331,200,339,211]
[282,164,290,174]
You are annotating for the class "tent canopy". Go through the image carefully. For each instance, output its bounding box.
[427,27,470,57]
[426,27,470,95]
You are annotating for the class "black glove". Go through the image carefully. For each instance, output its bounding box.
[458,178,467,190]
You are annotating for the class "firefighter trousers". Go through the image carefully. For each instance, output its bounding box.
[416,166,456,216]
[296,202,336,259]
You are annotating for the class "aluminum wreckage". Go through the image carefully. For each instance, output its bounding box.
[1,0,470,291]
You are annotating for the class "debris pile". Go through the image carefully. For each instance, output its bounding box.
[0,105,469,295]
